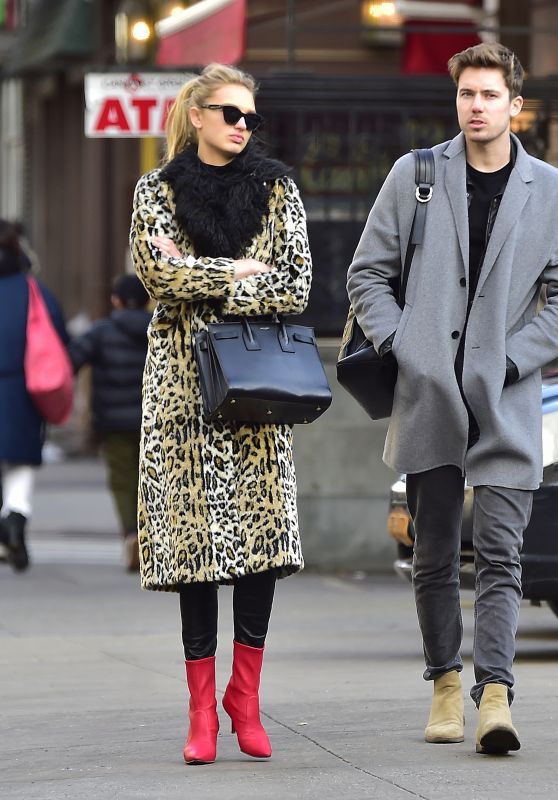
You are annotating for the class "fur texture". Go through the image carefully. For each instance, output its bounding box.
[160,144,289,258]
[129,169,312,590]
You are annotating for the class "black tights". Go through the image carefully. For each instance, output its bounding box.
[179,570,277,660]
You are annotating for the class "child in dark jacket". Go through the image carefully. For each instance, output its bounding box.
[69,275,151,571]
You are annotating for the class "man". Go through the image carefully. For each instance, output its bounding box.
[347,43,558,755]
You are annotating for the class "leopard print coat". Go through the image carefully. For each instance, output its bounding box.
[130,169,312,591]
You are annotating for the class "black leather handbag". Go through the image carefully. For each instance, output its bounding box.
[336,148,435,420]
[194,317,332,425]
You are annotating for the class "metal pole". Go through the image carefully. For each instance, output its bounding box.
[286,0,295,68]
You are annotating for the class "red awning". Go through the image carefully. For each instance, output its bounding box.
[403,19,481,74]
[156,0,246,67]
[401,1,482,74]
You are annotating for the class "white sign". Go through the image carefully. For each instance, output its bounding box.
[84,72,191,138]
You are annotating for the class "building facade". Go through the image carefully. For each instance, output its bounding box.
[0,0,557,326]
[2,1,558,570]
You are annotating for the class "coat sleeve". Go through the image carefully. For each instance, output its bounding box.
[220,177,312,317]
[506,259,558,378]
[346,155,414,351]
[130,171,236,304]
[67,325,101,373]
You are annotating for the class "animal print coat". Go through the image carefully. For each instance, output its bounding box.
[130,170,312,590]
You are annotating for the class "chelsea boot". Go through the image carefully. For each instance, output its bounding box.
[425,670,465,744]
[476,683,520,755]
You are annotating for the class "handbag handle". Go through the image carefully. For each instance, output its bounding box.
[241,318,261,351]
[241,316,296,354]
[399,148,435,307]
[278,319,295,353]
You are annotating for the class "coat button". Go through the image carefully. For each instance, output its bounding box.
[451,330,460,339]
[460,277,466,287]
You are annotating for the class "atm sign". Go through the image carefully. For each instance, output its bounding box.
[85,72,191,138]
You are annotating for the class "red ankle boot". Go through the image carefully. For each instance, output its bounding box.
[222,641,272,758]
[183,656,219,764]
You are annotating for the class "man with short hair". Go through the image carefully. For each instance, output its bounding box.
[347,43,558,754]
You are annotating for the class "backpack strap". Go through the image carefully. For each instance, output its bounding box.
[400,148,435,304]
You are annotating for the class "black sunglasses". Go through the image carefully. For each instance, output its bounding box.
[200,104,263,132]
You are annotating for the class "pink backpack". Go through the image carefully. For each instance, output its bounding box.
[24,277,73,425]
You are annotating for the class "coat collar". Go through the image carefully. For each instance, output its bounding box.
[160,144,288,258]
[441,132,533,292]
[442,133,469,271]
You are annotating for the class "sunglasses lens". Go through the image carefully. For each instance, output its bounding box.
[221,106,263,132]
[245,113,263,132]
[222,105,243,125]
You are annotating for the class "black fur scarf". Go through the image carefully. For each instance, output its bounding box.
[160,143,289,258]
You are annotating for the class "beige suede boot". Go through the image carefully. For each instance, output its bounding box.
[475,683,520,754]
[424,670,465,743]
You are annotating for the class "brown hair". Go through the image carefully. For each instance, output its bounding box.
[448,43,524,98]
[164,63,257,162]
[0,219,19,250]
[0,219,23,276]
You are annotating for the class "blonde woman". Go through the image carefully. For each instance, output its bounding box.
[130,64,312,764]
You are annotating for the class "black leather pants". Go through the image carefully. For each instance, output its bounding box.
[179,570,277,660]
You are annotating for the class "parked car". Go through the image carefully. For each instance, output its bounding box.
[387,374,558,619]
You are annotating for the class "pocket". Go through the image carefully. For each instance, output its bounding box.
[391,302,413,358]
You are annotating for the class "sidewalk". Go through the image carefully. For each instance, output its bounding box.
[22,457,122,565]
[1,460,558,799]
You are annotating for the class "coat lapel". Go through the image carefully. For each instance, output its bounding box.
[476,143,533,293]
[443,135,469,272]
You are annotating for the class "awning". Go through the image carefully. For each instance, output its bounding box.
[400,1,483,74]
[3,0,95,74]
[156,0,246,67]
[403,19,481,74]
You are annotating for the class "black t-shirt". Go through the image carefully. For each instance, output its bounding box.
[467,160,512,303]
[455,159,512,447]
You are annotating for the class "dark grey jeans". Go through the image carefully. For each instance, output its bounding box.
[406,465,533,707]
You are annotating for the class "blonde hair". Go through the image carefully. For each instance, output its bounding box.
[448,43,524,98]
[165,63,257,162]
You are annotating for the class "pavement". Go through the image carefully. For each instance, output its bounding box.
[2,459,558,800]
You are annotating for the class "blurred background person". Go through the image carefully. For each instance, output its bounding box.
[68,274,151,571]
[0,219,69,572]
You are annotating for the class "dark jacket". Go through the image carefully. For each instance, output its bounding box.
[69,308,151,433]
[0,273,69,465]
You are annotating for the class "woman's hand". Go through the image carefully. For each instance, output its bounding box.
[233,259,272,280]
[150,240,271,281]
[151,236,183,259]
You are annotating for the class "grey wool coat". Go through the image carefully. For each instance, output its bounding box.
[347,133,558,490]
